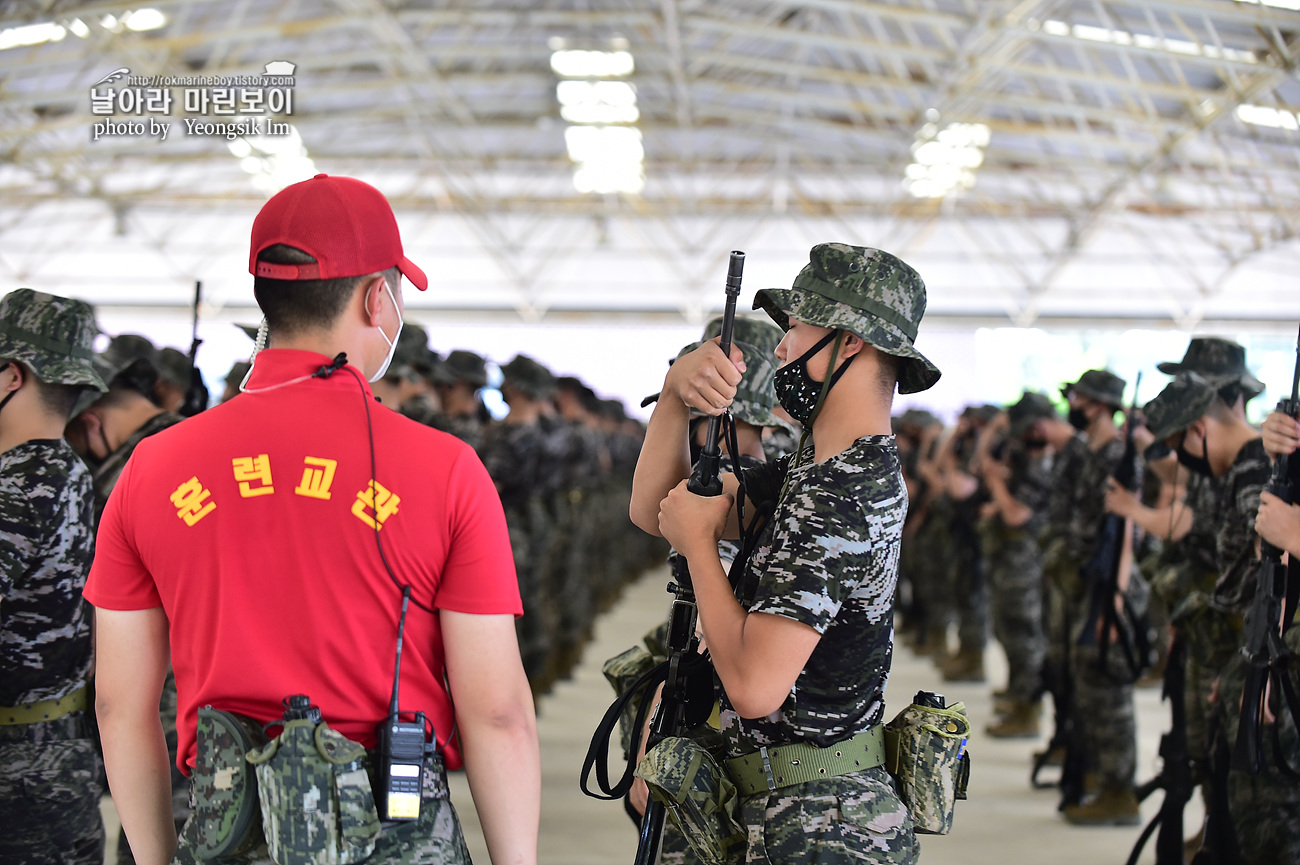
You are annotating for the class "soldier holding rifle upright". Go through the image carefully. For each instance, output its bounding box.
[631,243,940,863]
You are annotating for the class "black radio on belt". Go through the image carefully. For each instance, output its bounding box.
[375,586,435,822]
[376,710,429,821]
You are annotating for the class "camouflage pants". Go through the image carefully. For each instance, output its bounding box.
[1214,626,1300,865]
[1070,638,1136,789]
[737,766,918,864]
[987,533,1045,703]
[1177,594,1240,780]
[949,536,987,654]
[906,519,952,643]
[172,758,471,865]
[0,713,105,865]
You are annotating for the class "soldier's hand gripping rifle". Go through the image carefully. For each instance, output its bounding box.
[1079,372,1148,682]
[180,280,209,417]
[628,251,746,865]
[1232,323,1300,776]
[578,252,746,865]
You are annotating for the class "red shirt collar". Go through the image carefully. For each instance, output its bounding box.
[243,349,375,398]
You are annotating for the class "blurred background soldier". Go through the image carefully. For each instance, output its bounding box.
[0,289,108,865]
[981,393,1055,738]
[152,347,192,414]
[430,349,490,449]
[220,360,251,404]
[896,409,946,656]
[64,334,185,522]
[480,354,561,693]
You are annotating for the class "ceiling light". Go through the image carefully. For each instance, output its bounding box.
[123,9,167,32]
[550,49,634,78]
[1040,19,1256,63]
[1236,0,1300,10]
[0,21,67,51]
[1236,103,1300,130]
[904,121,990,199]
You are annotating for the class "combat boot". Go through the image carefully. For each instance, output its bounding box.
[911,625,948,657]
[1061,786,1140,826]
[985,700,1040,738]
[940,646,985,683]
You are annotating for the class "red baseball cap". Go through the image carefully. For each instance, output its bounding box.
[248,174,428,290]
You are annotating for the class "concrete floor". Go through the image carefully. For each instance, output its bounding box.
[448,565,1190,865]
[104,565,1189,864]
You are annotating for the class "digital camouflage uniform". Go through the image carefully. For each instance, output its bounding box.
[984,437,1051,705]
[726,438,917,864]
[0,289,107,865]
[480,354,560,690]
[705,243,942,864]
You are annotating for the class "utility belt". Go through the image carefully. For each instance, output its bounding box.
[634,694,972,865]
[0,684,88,726]
[725,727,886,796]
[183,701,446,865]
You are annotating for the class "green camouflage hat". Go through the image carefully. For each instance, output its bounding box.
[1061,369,1126,408]
[224,360,252,387]
[501,353,556,400]
[0,289,107,391]
[669,336,790,431]
[1144,371,1222,441]
[1007,392,1058,438]
[899,408,941,431]
[1157,337,1264,398]
[156,346,192,387]
[439,349,487,388]
[752,243,941,394]
[962,404,1002,424]
[236,323,261,342]
[701,315,785,362]
[95,333,159,386]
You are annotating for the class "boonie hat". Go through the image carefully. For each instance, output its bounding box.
[0,289,107,392]
[1007,392,1058,438]
[1157,337,1264,399]
[249,174,428,291]
[501,354,556,400]
[1062,369,1126,408]
[1144,372,1224,442]
[701,315,786,363]
[752,243,941,394]
[156,347,191,388]
[224,360,252,388]
[439,349,488,388]
[94,333,159,389]
[899,408,941,431]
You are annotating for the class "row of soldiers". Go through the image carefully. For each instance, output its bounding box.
[131,320,669,697]
[896,335,1300,863]
[0,288,667,865]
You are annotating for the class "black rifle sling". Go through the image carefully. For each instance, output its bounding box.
[581,661,670,801]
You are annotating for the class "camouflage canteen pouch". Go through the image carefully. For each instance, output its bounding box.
[602,644,660,755]
[245,718,381,865]
[184,706,269,859]
[884,696,971,835]
[635,729,746,865]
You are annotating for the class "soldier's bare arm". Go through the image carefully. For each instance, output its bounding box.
[658,479,821,718]
[442,610,540,865]
[94,606,174,865]
[630,338,750,539]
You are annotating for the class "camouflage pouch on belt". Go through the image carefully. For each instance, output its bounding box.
[184,706,269,859]
[635,729,745,865]
[884,701,971,835]
[245,718,381,865]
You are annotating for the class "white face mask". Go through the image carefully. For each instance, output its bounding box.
[370,279,404,383]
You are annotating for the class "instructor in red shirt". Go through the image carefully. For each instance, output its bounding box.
[85,174,539,865]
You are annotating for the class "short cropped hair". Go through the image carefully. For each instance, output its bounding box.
[252,245,398,337]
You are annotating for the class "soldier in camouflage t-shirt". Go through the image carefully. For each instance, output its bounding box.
[633,243,942,864]
[0,289,108,865]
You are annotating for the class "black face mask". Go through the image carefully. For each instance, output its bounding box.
[1023,436,1048,451]
[1067,407,1089,431]
[774,330,854,426]
[0,362,15,416]
[1176,428,1213,478]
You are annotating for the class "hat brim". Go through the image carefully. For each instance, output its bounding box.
[0,336,107,392]
[399,256,428,291]
[1157,361,1265,398]
[753,287,941,395]
[1063,381,1124,408]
